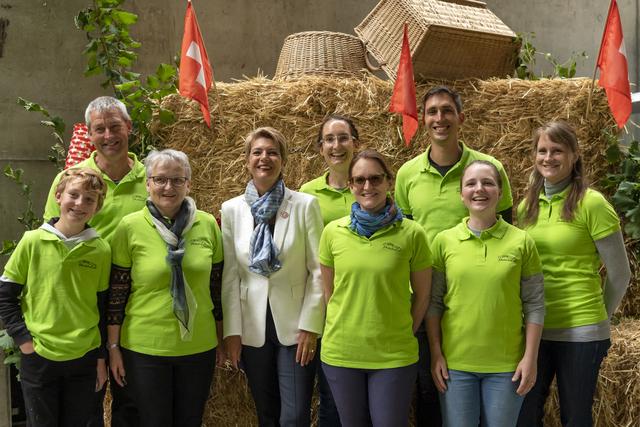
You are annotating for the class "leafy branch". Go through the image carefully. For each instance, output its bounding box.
[515,33,588,80]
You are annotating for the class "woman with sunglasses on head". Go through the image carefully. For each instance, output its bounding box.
[427,160,545,427]
[106,149,224,427]
[222,127,325,427]
[516,122,631,427]
[319,149,431,427]
[300,114,360,427]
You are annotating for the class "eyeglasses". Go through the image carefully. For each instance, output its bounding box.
[350,174,386,187]
[322,134,353,145]
[149,176,189,187]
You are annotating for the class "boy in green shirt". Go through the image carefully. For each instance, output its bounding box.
[0,167,110,427]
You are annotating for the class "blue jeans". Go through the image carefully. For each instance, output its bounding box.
[517,339,610,427]
[316,339,342,427]
[322,362,417,427]
[440,370,523,427]
[241,305,316,427]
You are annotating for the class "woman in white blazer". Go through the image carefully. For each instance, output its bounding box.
[221,127,325,427]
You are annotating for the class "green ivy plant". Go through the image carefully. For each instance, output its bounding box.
[0,330,19,374]
[75,0,177,155]
[604,139,640,239]
[515,33,588,80]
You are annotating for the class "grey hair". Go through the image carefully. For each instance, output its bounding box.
[85,96,131,128]
[144,149,192,179]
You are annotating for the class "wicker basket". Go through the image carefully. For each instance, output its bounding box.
[274,31,374,80]
[355,0,520,81]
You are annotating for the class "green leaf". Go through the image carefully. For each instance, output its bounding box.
[0,240,17,256]
[147,75,160,89]
[0,331,14,350]
[115,80,139,92]
[112,10,138,25]
[156,63,176,82]
[17,98,47,115]
[3,353,19,366]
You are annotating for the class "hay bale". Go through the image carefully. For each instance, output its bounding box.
[543,318,640,426]
[149,75,639,426]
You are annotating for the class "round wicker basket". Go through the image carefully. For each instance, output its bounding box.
[274,31,373,80]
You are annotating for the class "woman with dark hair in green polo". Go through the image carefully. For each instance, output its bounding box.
[106,149,224,427]
[300,114,360,426]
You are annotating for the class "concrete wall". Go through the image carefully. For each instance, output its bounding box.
[1,0,639,253]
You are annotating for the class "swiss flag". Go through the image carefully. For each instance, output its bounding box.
[389,23,418,146]
[179,0,214,127]
[596,0,631,128]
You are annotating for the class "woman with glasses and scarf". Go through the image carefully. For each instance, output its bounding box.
[106,149,224,427]
[221,127,325,427]
[319,149,432,426]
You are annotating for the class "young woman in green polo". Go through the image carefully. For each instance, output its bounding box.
[300,114,360,427]
[427,160,545,427]
[0,167,110,427]
[516,121,631,427]
[319,149,432,426]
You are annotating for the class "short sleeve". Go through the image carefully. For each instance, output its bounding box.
[430,232,445,273]
[495,160,513,213]
[209,215,224,264]
[97,241,112,292]
[521,233,542,278]
[318,224,335,267]
[43,172,63,221]
[410,223,432,272]
[2,233,33,285]
[110,220,132,268]
[394,168,412,217]
[582,191,620,241]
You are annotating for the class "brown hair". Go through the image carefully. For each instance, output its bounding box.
[55,167,108,211]
[421,85,463,116]
[348,149,395,181]
[461,160,503,191]
[521,121,587,226]
[243,127,288,164]
[316,114,360,147]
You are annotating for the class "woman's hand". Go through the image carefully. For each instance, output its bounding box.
[96,358,108,391]
[19,341,35,355]
[224,335,242,369]
[431,352,449,393]
[513,354,537,396]
[295,330,318,366]
[109,347,127,387]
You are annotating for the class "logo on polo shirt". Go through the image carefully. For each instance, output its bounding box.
[497,255,517,263]
[189,238,209,247]
[132,194,146,201]
[79,260,97,269]
[383,242,402,252]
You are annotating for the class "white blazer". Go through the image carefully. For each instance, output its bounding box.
[221,188,325,347]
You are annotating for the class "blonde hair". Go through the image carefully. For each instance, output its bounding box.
[56,167,108,211]
[243,127,288,164]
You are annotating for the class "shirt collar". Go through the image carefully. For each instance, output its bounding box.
[421,141,470,174]
[455,216,508,241]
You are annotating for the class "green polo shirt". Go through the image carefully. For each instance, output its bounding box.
[319,217,432,369]
[395,143,513,243]
[110,207,224,356]
[300,172,355,226]
[44,152,148,242]
[2,229,110,361]
[517,188,619,329]
[431,218,541,373]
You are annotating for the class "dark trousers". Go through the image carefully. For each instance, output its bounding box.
[121,347,216,427]
[415,327,442,426]
[322,362,417,427]
[517,339,611,427]
[20,349,100,427]
[241,306,316,427]
[317,339,342,427]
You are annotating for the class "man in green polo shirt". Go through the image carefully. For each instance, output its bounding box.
[44,96,147,243]
[43,96,146,426]
[395,86,513,427]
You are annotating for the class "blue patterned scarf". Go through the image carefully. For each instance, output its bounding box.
[244,179,285,276]
[350,198,403,238]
